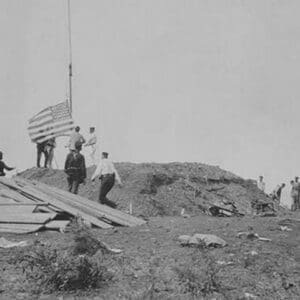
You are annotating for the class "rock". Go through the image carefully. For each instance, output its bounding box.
[280,226,292,231]
[244,292,257,299]
[178,234,226,247]
[192,234,227,247]
[178,235,191,245]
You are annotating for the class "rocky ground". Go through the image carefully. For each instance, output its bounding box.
[0,163,299,299]
[18,163,272,217]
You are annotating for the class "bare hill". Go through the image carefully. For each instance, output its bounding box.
[18,162,271,217]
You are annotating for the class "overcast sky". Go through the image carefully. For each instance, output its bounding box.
[1,0,300,194]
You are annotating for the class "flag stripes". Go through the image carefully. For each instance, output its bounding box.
[28,101,74,143]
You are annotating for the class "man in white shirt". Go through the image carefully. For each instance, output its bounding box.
[84,127,97,165]
[66,126,86,151]
[91,152,122,208]
[257,176,266,192]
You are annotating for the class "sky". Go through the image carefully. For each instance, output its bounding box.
[1,0,300,197]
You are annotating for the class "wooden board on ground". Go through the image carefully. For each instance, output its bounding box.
[0,210,56,224]
[0,188,36,203]
[0,177,112,229]
[16,178,146,227]
[0,223,43,234]
[0,205,37,214]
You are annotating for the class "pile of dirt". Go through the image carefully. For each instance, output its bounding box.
[18,163,272,217]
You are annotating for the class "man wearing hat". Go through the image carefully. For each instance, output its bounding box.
[91,152,122,208]
[84,127,97,165]
[64,141,87,194]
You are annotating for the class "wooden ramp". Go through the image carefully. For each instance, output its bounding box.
[0,176,146,233]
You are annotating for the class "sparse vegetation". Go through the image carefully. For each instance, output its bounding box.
[174,249,223,298]
[13,218,114,295]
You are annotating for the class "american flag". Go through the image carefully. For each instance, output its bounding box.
[28,101,75,143]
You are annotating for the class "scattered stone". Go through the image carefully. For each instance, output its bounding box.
[216,260,234,266]
[178,235,191,245]
[178,234,227,247]
[237,232,271,242]
[244,292,257,299]
[280,226,292,232]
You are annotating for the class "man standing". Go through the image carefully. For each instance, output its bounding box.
[257,176,266,192]
[271,183,286,202]
[67,126,86,151]
[290,180,298,211]
[91,152,122,208]
[64,141,87,194]
[0,151,15,176]
[45,137,56,168]
[84,127,97,165]
[36,140,48,168]
[293,176,300,210]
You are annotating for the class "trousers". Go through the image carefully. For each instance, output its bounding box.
[37,145,48,168]
[67,176,80,194]
[98,174,117,208]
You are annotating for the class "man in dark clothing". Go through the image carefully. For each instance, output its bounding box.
[64,141,86,194]
[0,151,14,176]
[36,140,48,168]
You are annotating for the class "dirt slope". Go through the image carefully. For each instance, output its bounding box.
[18,162,271,217]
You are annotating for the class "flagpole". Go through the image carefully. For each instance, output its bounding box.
[67,0,73,113]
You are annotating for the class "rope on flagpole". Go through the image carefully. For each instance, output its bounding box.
[67,0,73,113]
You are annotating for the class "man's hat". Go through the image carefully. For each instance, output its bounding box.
[90,127,95,130]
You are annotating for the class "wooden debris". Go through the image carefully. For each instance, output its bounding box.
[15,177,146,227]
[0,176,146,233]
[0,223,44,234]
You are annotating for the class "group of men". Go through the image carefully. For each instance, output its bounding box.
[63,126,122,208]
[257,175,300,210]
[36,137,56,168]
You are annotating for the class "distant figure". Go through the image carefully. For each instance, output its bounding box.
[257,176,266,192]
[64,141,86,194]
[271,183,286,202]
[36,140,48,168]
[0,151,14,176]
[91,152,122,208]
[45,137,56,168]
[84,127,97,165]
[293,176,300,210]
[67,126,86,151]
[290,180,298,211]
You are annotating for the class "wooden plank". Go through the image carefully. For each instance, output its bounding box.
[32,183,142,226]
[0,196,18,204]
[0,223,43,234]
[0,206,36,214]
[0,188,36,203]
[0,177,112,229]
[0,209,56,224]
[18,178,146,227]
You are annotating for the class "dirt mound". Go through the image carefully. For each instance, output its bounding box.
[18,163,271,217]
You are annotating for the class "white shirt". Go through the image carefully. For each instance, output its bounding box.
[91,158,121,184]
[86,133,97,147]
[257,181,266,192]
[67,132,85,150]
